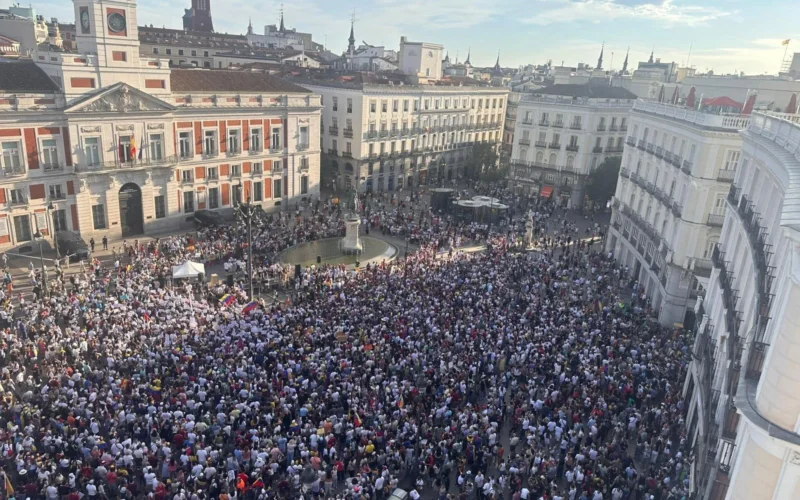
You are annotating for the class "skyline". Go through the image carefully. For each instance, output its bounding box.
[28,0,800,75]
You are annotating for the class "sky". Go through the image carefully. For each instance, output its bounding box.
[33,0,800,75]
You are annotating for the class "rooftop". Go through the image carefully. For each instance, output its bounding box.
[632,99,750,132]
[170,68,311,94]
[534,84,638,100]
[289,71,493,90]
[0,61,60,93]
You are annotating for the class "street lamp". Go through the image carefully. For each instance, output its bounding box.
[47,202,59,259]
[33,230,47,299]
[234,196,257,300]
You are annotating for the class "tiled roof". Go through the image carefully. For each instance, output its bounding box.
[0,61,60,93]
[170,69,311,93]
[535,84,637,100]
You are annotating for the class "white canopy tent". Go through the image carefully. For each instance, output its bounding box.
[171,261,206,279]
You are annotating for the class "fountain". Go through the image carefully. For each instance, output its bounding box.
[277,188,398,267]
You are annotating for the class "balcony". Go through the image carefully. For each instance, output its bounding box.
[694,259,713,278]
[519,138,531,146]
[597,125,606,132]
[570,123,582,130]
[268,146,282,154]
[9,197,28,206]
[620,125,628,132]
[42,163,63,173]
[609,125,619,131]
[548,142,561,150]
[342,151,353,158]
[343,128,354,138]
[328,149,338,156]
[637,139,646,150]
[707,213,725,227]
[328,126,339,136]
[296,143,309,151]
[379,130,390,138]
[203,149,219,159]
[74,155,179,173]
[646,143,655,154]
[535,141,547,148]
[671,201,683,218]
[620,168,630,179]
[566,145,579,152]
[522,119,534,125]
[626,137,636,147]
[539,120,549,127]
[655,146,664,159]
[552,121,564,128]
[717,169,736,182]
[227,147,242,156]
[682,160,693,175]
[606,146,624,154]
[593,146,604,154]
[366,131,379,140]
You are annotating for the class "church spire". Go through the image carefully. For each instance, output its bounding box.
[648,47,654,63]
[247,18,253,35]
[464,47,471,66]
[279,4,285,32]
[597,42,604,69]
[348,16,356,56]
[622,47,629,73]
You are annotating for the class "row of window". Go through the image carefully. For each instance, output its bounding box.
[325,96,505,114]
[152,47,210,58]
[2,139,62,174]
[521,111,627,131]
[519,130,626,149]
[330,130,498,155]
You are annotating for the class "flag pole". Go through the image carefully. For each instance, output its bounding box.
[782,40,791,71]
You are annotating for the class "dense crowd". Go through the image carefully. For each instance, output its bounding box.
[0,188,691,500]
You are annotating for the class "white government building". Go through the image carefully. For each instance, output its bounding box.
[508,84,636,208]
[606,99,747,326]
[684,111,800,500]
[0,0,321,249]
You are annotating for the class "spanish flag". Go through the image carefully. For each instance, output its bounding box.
[352,410,361,428]
[5,474,14,497]
[129,136,137,159]
[782,39,791,46]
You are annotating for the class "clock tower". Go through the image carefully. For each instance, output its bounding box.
[73,0,141,68]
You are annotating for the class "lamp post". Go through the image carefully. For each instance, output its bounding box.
[47,202,59,259]
[234,196,257,300]
[33,230,47,299]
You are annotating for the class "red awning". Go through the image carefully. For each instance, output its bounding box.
[540,186,554,198]
[703,96,743,109]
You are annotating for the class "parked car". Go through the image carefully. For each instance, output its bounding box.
[56,231,90,261]
[193,209,226,227]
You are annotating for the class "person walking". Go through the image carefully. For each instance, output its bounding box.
[102,235,108,250]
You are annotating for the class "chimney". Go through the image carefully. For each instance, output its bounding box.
[400,36,407,44]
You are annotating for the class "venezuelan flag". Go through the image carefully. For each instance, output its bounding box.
[219,294,235,306]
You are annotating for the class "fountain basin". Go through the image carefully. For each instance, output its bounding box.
[277,237,398,268]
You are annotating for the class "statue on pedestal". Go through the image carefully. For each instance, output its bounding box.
[525,210,534,249]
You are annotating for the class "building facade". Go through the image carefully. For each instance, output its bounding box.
[398,37,443,81]
[0,0,320,250]
[606,100,747,326]
[508,84,636,208]
[138,26,250,69]
[296,77,507,192]
[684,112,800,500]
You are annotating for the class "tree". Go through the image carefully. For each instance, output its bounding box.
[586,156,621,206]
[464,143,500,180]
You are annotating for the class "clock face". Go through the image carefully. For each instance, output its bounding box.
[107,12,126,33]
[80,11,90,31]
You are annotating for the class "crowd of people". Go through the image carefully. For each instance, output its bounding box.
[0,185,692,500]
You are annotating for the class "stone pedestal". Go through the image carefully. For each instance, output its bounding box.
[341,215,363,254]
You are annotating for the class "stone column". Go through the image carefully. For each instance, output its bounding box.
[570,177,586,210]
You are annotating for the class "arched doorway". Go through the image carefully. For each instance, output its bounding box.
[118,183,143,237]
